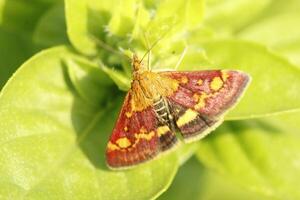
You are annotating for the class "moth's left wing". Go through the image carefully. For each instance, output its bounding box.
[160,70,250,142]
[106,92,177,169]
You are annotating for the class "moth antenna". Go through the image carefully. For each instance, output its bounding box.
[90,35,131,61]
[174,46,188,70]
[142,32,151,70]
[139,27,173,64]
[148,45,152,70]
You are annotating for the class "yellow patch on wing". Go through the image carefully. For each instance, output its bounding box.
[177,109,199,127]
[125,112,132,118]
[135,131,155,141]
[107,141,120,151]
[194,85,226,110]
[197,79,203,85]
[180,76,189,84]
[116,137,132,148]
[140,127,147,133]
[221,71,229,82]
[210,77,223,91]
[193,93,200,102]
[172,81,179,90]
[157,125,170,137]
[124,126,128,132]
[194,92,210,110]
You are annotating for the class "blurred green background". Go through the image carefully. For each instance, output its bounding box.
[1,0,300,200]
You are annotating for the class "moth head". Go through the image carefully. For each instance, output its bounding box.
[132,54,146,73]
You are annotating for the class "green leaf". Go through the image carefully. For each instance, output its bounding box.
[65,56,114,106]
[33,3,68,47]
[256,0,300,18]
[175,143,199,166]
[0,0,4,22]
[65,0,133,55]
[65,0,97,55]
[154,0,204,30]
[204,0,271,35]
[238,13,300,48]
[0,28,32,89]
[196,121,300,199]
[100,65,131,91]
[182,40,300,119]
[107,0,137,37]
[142,0,205,58]
[236,2,300,66]
[0,46,195,200]
[219,0,300,67]
[64,0,206,58]
[0,0,54,34]
[276,41,300,67]
[185,0,205,28]
[264,111,300,135]
[131,2,151,40]
[159,157,269,200]
[65,0,103,55]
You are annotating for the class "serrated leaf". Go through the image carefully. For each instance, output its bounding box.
[65,0,139,55]
[65,0,205,59]
[181,40,300,119]
[0,46,196,200]
[196,121,300,199]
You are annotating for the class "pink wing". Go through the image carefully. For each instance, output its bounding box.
[160,70,250,141]
[106,92,177,169]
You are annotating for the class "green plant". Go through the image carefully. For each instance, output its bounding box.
[1,0,300,199]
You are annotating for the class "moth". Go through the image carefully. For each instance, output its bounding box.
[106,54,250,169]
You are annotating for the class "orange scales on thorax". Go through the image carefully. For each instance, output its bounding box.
[130,55,179,112]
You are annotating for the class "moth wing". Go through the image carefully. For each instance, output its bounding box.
[160,70,250,142]
[106,92,177,169]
